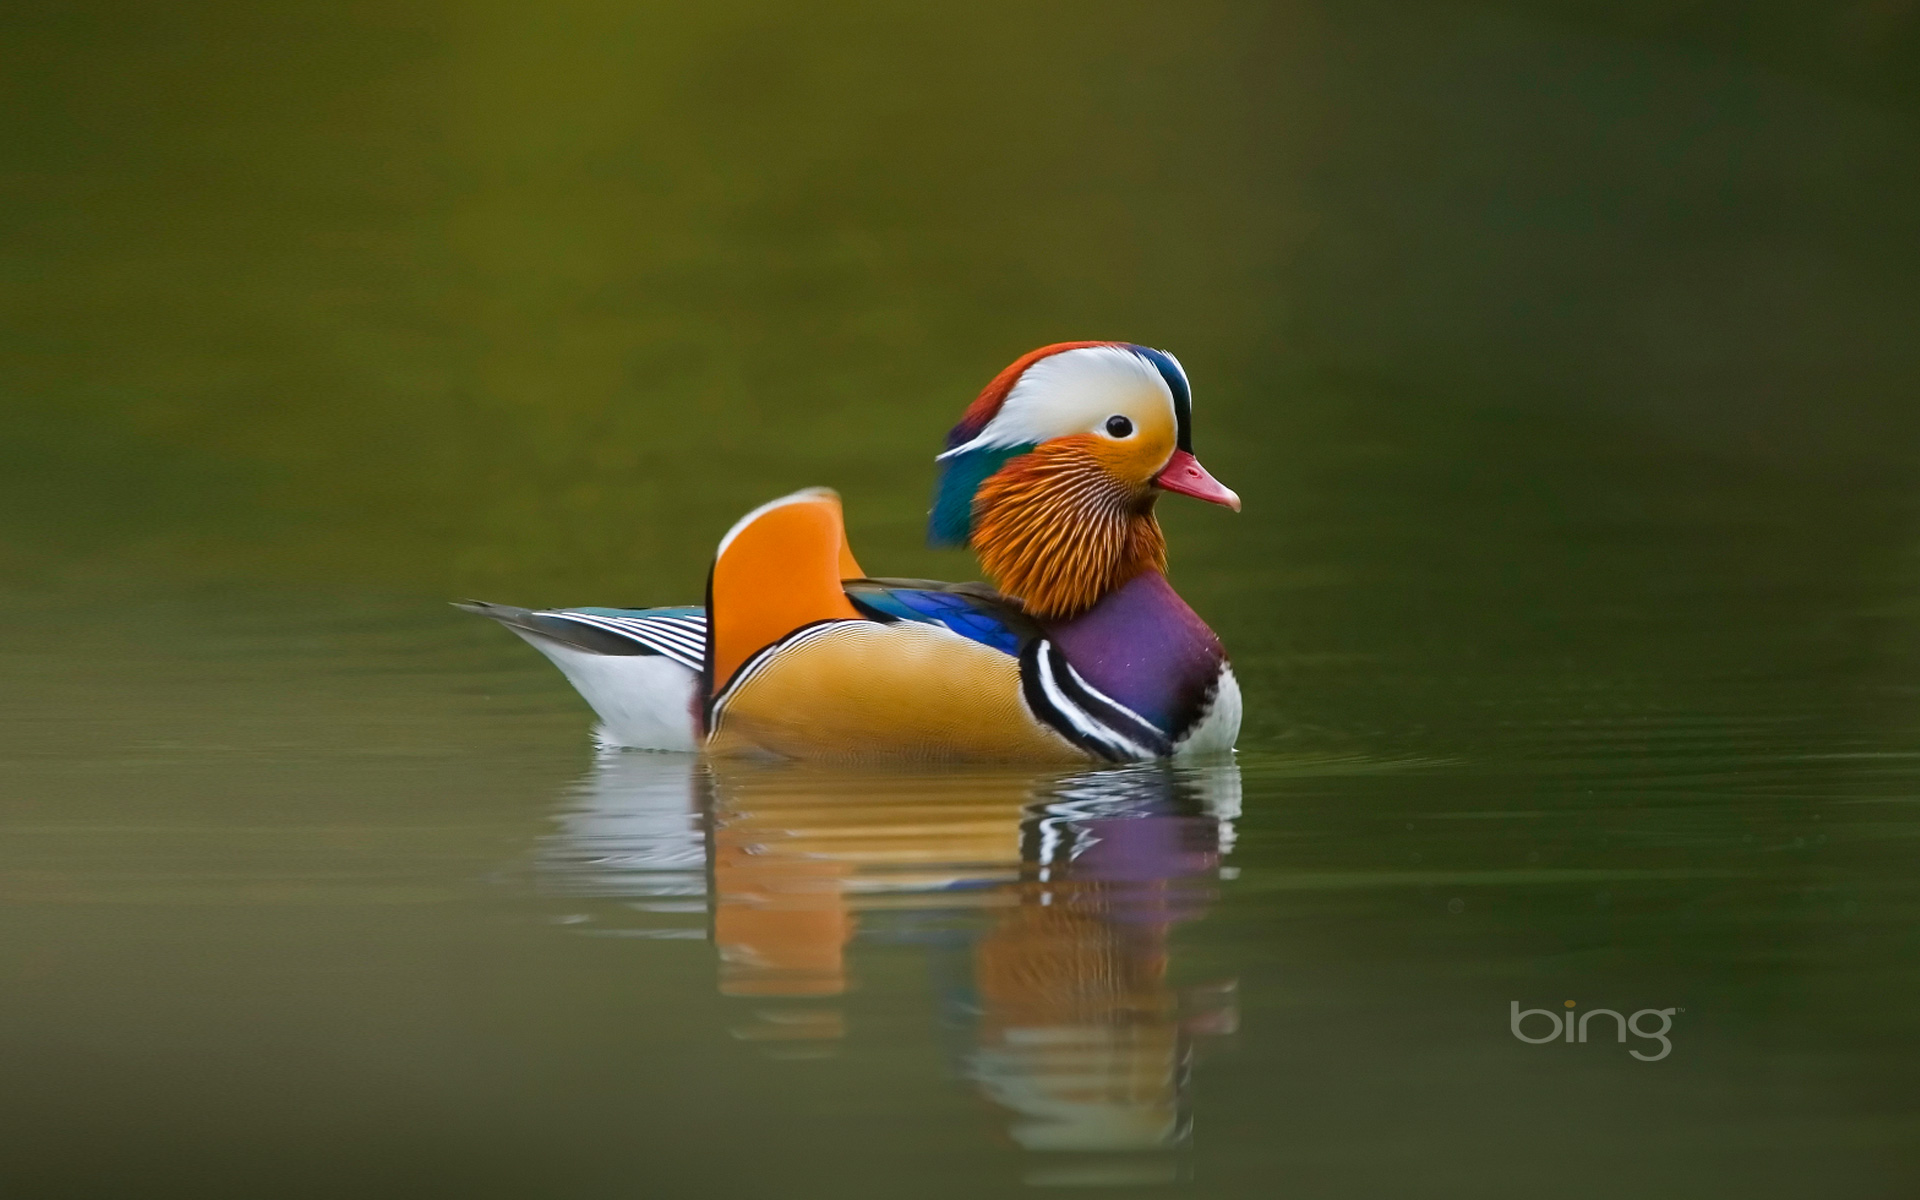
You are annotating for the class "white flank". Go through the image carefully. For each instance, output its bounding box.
[1173,665,1242,759]
[513,633,701,752]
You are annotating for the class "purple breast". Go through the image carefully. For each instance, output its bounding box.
[1043,571,1226,738]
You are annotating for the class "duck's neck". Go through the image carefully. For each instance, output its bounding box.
[970,441,1166,619]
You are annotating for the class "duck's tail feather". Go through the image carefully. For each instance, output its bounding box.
[456,601,706,670]
[458,600,704,751]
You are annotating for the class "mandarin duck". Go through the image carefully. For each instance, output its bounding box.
[463,342,1242,762]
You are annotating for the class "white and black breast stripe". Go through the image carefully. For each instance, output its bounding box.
[1019,640,1173,762]
[545,611,707,671]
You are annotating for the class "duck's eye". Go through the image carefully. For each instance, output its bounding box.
[1104,415,1134,438]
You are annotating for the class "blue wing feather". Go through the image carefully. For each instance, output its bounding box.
[844,582,1030,656]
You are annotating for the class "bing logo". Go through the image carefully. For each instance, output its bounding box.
[1510,1000,1678,1061]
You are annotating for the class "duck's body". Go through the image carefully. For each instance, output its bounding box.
[466,342,1242,763]
[465,564,1240,762]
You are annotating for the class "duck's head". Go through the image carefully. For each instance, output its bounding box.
[929,342,1239,619]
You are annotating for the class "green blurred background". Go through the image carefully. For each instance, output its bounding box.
[7,5,1920,1196]
[7,0,1916,606]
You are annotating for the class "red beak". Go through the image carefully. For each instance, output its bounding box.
[1153,449,1241,511]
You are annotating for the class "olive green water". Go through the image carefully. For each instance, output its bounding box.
[5,2,1920,1196]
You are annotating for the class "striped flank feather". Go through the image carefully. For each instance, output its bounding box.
[456,602,707,671]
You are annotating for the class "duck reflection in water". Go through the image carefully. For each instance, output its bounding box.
[535,753,1241,1165]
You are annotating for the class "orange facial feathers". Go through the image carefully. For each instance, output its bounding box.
[970,436,1169,620]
